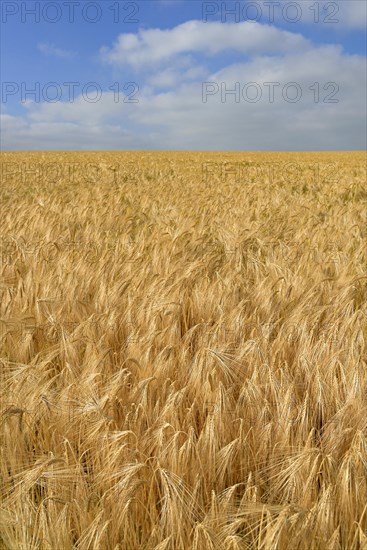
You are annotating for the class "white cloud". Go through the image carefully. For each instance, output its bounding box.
[37,42,77,59]
[125,46,365,150]
[199,1,366,30]
[0,112,153,151]
[100,20,311,69]
[147,57,207,88]
[3,16,366,151]
[23,92,127,125]
[341,0,367,29]
[277,1,367,29]
[3,43,365,151]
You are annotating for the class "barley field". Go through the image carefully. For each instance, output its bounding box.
[0,151,366,550]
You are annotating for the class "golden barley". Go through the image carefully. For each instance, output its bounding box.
[0,151,366,549]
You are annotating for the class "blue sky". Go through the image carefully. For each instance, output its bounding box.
[1,0,366,150]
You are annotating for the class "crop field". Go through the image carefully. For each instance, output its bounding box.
[0,151,366,549]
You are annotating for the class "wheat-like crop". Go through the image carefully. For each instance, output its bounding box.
[0,151,366,549]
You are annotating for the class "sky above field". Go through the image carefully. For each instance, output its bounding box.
[1,0,366,151]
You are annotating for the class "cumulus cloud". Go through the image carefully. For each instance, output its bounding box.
[3,16,366,151]
[127,46,366,150]
[199,1,366,29]
[3,43,365,151]
[0,112,154,151]
[340,0,367,28]
[100,20,311,69]
[276,0,367,29]
[147,57,207,88]
[37,42,77,59]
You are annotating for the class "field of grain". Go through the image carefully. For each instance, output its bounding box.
[1,151,366,549]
